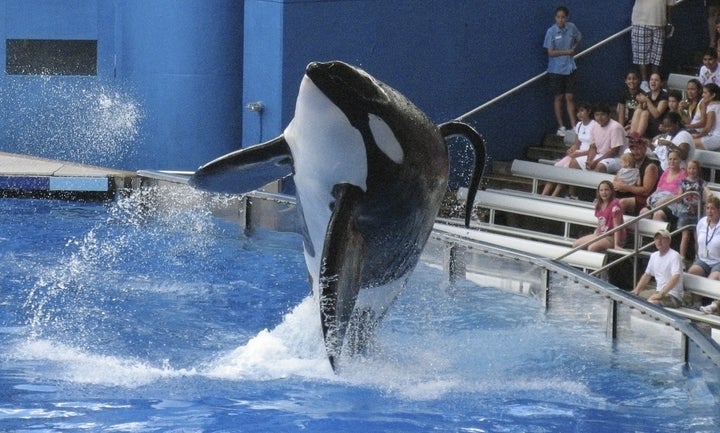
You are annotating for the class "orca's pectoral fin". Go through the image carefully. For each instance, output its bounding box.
[319,183,365,371]
[189,135,293,195]
[439,121,487,227]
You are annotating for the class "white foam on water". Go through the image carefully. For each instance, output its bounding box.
[204,295,335,381]
[12,273,598,401]
[10,295,333,387]
[10,339,195,387]
[0,407,81,420]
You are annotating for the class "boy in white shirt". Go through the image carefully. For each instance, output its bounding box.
[699,47,720,87]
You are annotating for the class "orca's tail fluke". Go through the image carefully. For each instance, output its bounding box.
[439,121,487,227]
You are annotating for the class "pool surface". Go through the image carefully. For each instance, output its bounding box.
[1,187,718,432]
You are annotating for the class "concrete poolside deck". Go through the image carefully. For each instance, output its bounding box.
[0,151,137,197]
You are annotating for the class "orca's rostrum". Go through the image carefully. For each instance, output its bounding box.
[190,61,485,371]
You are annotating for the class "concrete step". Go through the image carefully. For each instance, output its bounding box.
[526,146,565,162]
[543,133,568,148]
[0,151,136,199]
[479,160,531,192]
[524,132,571,162]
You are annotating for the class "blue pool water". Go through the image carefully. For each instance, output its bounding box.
[0,187,718,432]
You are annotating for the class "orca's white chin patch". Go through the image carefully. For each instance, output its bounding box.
[284,75,370,281]
[284,76,368,191]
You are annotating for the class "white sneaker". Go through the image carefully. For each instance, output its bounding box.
[640,81,650,92]
[700,303,718,314]
[556,126,567,137]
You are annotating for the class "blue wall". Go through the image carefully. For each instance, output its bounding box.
[243,0,705,182]
[0,0,243,170]
[0,0,707,173]
[115,0,244,169]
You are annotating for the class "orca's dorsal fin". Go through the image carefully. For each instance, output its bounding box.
[439,121,486,227]
[189,135,293,195]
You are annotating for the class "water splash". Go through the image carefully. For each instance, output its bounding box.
[0,76,143,166]
[12,295,331,387]
[204,295,333,381]
[11,185,319,387]
[22,185,235,346]
[10,338,192,387]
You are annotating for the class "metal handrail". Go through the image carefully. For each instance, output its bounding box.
[455,0,690,121]
[554,190,701,280]
[454,27,631,121]
[553,190,695,260]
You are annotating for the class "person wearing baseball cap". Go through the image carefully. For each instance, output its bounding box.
[626,131,649,146]
[631,229,684,307]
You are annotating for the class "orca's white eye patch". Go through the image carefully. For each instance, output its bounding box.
[368,114,403,164]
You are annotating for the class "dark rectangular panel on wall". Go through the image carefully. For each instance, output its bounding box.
[6,39,97,75]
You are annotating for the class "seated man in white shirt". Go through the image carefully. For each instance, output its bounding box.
[631,229,684,308]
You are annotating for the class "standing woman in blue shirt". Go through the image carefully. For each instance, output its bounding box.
[544,6,582,137]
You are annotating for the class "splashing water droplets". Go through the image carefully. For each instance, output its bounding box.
[1,77,143,166]
[22,186,230,347]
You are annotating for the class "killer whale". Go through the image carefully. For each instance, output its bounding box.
[190,61,485,370]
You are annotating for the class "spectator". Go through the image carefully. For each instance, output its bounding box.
[614,152,640,187]
[541,102,595,197]
[680,78,705,133]
[631,0,675,91]
[708,0,720,54]
[631,229,684,308]
[628,72,668,138]
[614,134,660,216]
[573,180,625,252]
[667,90,682,114]
[585,103,627,173]
[664,159,711,264]
[693,83,720,150]
[617,69,642,131]
[639,148,686,216]
[687,196,720,280]
[649,111,695,171]
[544,6,582,137]
[699,47,720,87]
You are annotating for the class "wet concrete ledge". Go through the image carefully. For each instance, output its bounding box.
[0,152,137,199]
